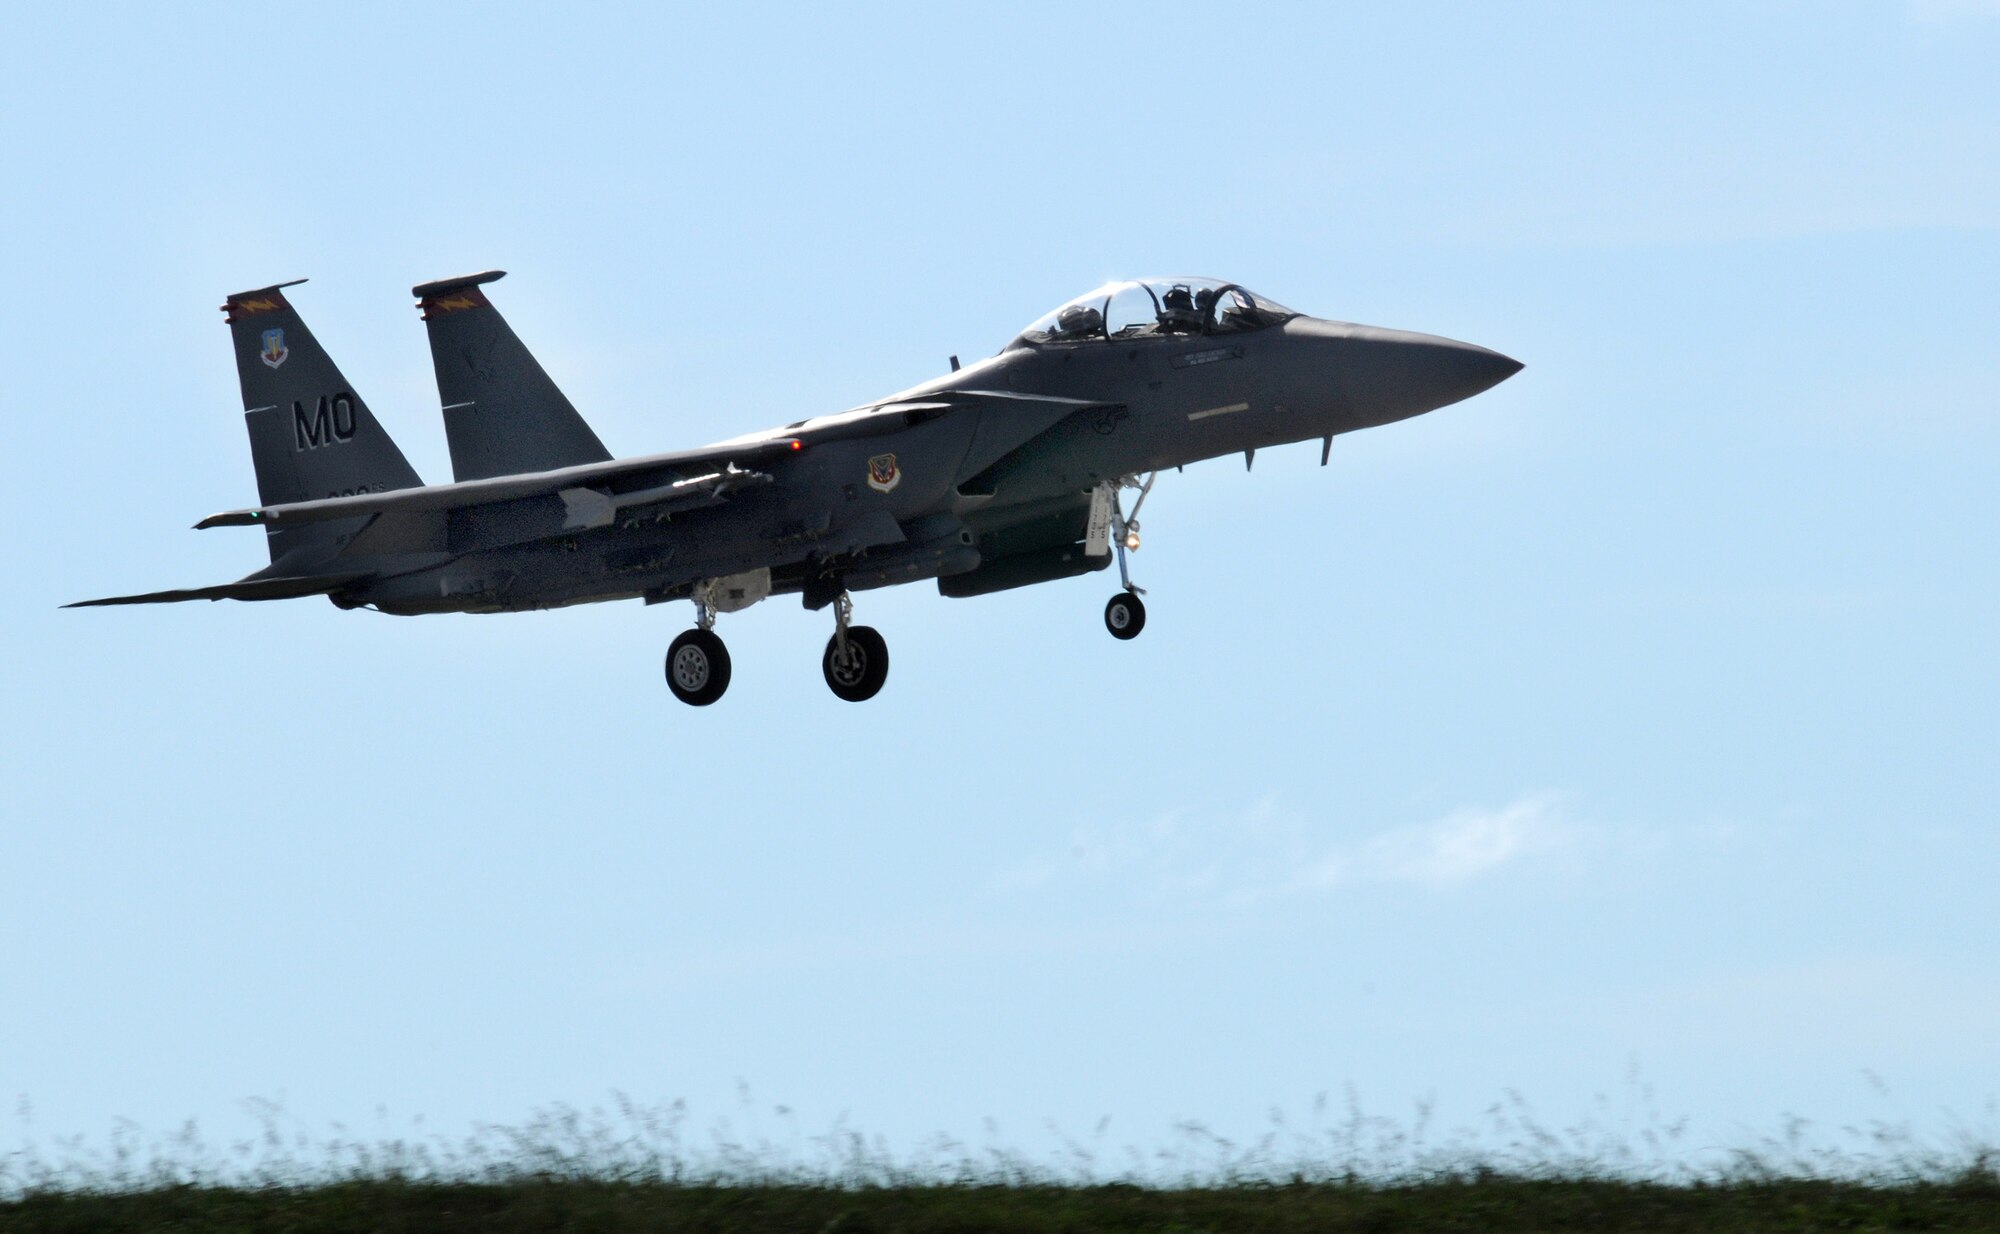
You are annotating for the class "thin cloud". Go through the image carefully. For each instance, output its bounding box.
[1302,795,1566,891]
[996,793,1574,904]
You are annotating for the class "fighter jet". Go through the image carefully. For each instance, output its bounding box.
[70,273,1521,704]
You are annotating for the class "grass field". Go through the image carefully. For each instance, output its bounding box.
[7,1097,1996,1231]
[6,1174,2000,1233]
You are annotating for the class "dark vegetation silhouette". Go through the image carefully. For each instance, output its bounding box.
[5,1091,1997,1232]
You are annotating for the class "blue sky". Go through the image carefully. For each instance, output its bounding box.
[3,2,1996,1172]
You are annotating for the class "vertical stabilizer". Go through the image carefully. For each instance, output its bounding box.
[413,271,613,482]
[222,281,423,563]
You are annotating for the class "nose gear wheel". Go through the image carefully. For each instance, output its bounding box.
[1104,592,1146,639]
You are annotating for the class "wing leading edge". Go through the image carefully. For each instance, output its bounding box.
[193,438,805,530]
[194,389,1117,532]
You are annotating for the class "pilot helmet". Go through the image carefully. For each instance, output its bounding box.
[1056,304,1102,335]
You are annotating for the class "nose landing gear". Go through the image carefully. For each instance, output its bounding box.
[821,592,889,702]
[1101,472,1154,641]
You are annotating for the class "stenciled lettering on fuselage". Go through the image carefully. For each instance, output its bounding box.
[293,393,359,451]
[1170,344,1244,370]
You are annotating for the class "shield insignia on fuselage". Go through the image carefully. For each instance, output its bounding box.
[866,452,901,494]
[260,328,288,369]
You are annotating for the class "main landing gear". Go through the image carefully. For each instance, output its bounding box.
[665,596,732,706]
[1102,471,1154,641]
[664,587,889,706]
[821,592,889,702]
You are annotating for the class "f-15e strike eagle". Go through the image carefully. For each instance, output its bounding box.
[70,273,1521,705]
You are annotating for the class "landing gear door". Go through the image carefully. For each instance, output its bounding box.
[1084,483,1113,557]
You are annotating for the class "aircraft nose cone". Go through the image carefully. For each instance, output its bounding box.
[1410,335,1524,403]
[1288,318,1523,427]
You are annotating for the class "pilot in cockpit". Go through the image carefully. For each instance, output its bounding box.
[1053,302,1103,339]
[1212,287,1261,333]
[1158,283,1202,332]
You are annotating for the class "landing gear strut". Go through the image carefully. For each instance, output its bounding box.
[821,591,889,702]
[1103,472,1154,640]
[666,590,732,706]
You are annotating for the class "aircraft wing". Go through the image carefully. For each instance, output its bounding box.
[194,389,1115,532]
[194,439,805,530]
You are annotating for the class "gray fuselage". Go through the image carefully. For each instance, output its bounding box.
[345,312,1520,617]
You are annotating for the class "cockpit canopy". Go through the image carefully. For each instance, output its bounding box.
[1011,277,1300,349]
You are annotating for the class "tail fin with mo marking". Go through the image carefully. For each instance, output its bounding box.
[222,280,423,563]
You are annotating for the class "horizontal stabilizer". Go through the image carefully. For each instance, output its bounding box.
[66,570,372,608]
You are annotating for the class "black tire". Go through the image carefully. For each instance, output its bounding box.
[1104,592,1146,640]
[822,625,889,702]
[665,628,731,706]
